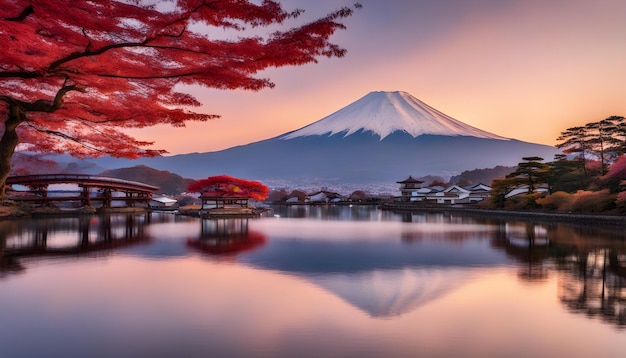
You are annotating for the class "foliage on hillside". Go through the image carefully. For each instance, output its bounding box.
[99,165,194,195]
[490,115,626,213]
[10,153,103,175]
[490,157,626,213]
[450,166,515,186]
[9,153,62,175]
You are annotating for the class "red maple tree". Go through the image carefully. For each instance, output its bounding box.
[0,1,358,199]
[602,155,626,192]
[187,175,269,201]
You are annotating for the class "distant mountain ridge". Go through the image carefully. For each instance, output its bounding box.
[99,165,194,195]
[48,91,560,187]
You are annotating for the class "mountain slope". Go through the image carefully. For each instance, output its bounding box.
[99,165,194,194]
[82,131,558,184]
[55,91,560,186]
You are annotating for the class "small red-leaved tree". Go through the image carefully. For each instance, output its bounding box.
[187,175,269,201]
[0,1,358,199]
[602,155,626,192]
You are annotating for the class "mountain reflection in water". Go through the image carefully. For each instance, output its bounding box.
[246,208,626,326]
[306,267,476,318]
[1,207,626,358]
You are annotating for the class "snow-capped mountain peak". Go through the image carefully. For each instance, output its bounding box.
[281,91,507,140]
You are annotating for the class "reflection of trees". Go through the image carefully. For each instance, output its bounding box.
[557,248,626,328]
[491,222,553,282]
[401,230,495,244]
[1,214,151,276]
[487,220,626,328]
[187,218,266,256]
[270,204,380,221]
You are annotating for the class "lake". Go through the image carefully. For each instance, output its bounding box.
[1,205,625,358]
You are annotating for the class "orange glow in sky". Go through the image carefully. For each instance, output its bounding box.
[129,0,626,155]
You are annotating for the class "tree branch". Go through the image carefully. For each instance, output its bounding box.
[0,83,82,113]
[97,70,206,80]
[0,71,40,79]
[48,17,189,70]
[24,122,110,154]
[5,4,34,22]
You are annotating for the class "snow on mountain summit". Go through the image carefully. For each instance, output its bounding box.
[281,91,507,140]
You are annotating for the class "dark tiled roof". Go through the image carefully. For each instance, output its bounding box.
[396,175,424,184]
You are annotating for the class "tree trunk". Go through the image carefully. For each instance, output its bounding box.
[0,107,23,201]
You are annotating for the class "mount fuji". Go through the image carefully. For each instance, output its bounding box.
[68,91,559,187]
[282,91,506,141]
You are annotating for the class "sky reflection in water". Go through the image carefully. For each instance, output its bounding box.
[1,206,625,358]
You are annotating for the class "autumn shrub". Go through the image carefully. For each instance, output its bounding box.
[506,193,544,209]
[522,193,544,209]
[536,191,573,212]
[585,160,604,177]
[476,199,494,208]
[602,155,626,192]
[268,189,289,202]
[569,190,616,212]
[615,191,626,211]
[502,195,520,209]
[349,190,368,202]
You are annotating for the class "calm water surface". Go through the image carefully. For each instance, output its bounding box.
[1,205,625,358]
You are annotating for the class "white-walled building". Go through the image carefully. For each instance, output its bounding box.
[150,196,178,209]
[394,176,493,204]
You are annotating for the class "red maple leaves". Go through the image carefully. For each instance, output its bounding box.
[1,0,355,157]
[0,0,357,197]
[187,175,269,201]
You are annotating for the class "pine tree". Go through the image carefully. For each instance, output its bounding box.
[556,126,591,176]
[506,156,549,194]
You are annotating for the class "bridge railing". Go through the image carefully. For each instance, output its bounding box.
[6,174,159,192]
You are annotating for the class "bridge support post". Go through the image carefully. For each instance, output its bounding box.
[81,186,91,207]
[103,189,112,208]
[126,192,135,207]
[31,184,49,206]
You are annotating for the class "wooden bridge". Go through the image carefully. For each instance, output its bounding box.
[5,174,159,208]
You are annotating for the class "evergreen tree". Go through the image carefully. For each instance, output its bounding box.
[490,177,515,208]
[506,156,549,194]
[605,116,626,156]
[557,126,590,176]
[548,154,587,193]
[585,117,623,175]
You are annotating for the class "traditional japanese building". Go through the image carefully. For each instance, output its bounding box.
[396,176,425,202]
[200,194,250,209]
[425,184,494,204]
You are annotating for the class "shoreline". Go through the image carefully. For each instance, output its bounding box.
[379,202,626,227]
[0,203,150,219]
[2,201,625,227]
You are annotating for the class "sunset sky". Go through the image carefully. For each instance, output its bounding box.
[132,0,626,155]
